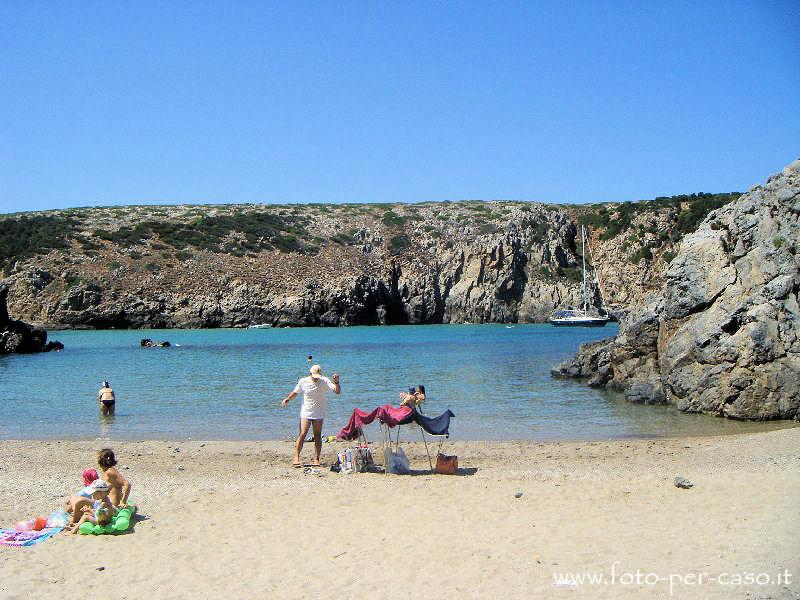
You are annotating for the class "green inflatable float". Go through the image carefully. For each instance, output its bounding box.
[78,504,136,535]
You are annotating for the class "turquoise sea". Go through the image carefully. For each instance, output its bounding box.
[0,324,790,441]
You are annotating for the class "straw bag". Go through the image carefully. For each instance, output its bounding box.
[435,453,458,474]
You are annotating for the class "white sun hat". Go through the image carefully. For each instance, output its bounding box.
[309,364,322,379]
[92,480,110,492]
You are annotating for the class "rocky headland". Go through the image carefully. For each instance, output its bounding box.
[553,160,800,421]
[0,284,62,354]
[0,192,736,329]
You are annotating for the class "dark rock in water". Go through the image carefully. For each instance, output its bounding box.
[625,382,666,405]
[553,159,800,421]
[0,284,62,354]
[674,477,694,489]
[141,338,170,348]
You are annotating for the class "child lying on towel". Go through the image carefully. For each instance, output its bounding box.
[68,480,115,534]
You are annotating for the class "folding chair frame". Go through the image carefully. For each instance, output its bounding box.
[380,422,449,473]
[417,425,448,472]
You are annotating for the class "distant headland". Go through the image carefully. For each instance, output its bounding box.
[0,192,737,329]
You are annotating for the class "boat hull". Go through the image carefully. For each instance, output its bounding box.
[549,318,609,327]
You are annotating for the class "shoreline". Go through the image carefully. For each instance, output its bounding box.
[2,428,798,599]
[1,418,796,444]
[34,321,616,330]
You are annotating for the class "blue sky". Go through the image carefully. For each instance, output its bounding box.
[1,1,798,213]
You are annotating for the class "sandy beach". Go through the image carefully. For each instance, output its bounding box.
[1,427,798,600]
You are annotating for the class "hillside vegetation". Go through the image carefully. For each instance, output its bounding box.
[0,192,740,328]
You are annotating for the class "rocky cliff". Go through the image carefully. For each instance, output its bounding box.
[553,160,800,421]
[0,192,737,329]
[0,284,62,354]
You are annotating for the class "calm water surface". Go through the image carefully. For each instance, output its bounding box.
[0,324,792,440]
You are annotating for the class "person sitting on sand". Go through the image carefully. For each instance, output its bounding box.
[69,480,115,533]
[97,448,131,509]
[400,385,426,410]
[280,364,341,467]
[65,468,100,513]
[98,381,116,416]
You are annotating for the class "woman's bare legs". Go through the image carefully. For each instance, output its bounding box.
[65,494,84,513]
[293,418,312,465]
[70,512,89,534]
[311,419,323,466]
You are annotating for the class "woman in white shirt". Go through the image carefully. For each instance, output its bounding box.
[281,364,340,467]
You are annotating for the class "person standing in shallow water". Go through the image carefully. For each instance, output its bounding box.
[98,381,115,416]
[281,365,340,467]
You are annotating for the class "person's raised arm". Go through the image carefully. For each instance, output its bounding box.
[332,373,341,395]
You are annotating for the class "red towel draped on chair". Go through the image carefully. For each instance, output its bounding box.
[337,404,413,440]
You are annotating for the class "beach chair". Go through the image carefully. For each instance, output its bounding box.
[412,409,455,472]
[380,408,455,473]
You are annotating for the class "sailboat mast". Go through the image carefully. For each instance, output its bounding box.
[581,225,587,313]
[587,231,607,311]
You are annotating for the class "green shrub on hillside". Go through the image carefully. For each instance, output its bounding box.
[94,213,310,255]
[630,245,653,264]
[381,210,408,228]
[331,233,352,245]
[579,192,739,240]
[675,194,738,234]
[556,266,582,282]
[0,215,78,272]
[64,273,90,289]
[389,234,411,255]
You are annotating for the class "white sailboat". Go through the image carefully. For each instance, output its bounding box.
[549,224,610,327]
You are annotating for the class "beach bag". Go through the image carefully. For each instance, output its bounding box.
[354,446,374,472]
[384,447,410,474]
[336,449,355,474]
[435,453,458,475]
[337,447,374,474]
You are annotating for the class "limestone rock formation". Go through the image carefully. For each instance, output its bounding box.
[0,284,61,354]
[553,160,800,420]
[0,191,736,329]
